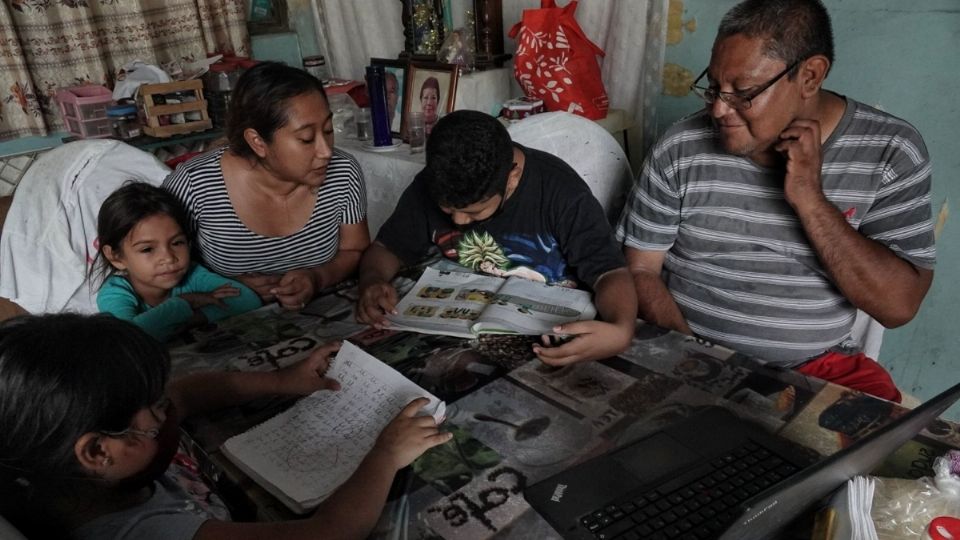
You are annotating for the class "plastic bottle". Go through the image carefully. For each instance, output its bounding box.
[364,65,393,146]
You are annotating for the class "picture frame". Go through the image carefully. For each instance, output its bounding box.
[247,0,289,35]
[400,61,460,142]
[370,58,409,136]
[399,0,510,70]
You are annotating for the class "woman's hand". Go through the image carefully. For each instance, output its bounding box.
[179,284,241,310]
[273,269,318,310]
[274,342,343,395]
[371,397,452,471]
[235,273,284,302]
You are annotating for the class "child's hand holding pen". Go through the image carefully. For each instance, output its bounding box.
[273,341,343,396]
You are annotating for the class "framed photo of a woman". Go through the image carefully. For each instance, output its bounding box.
[400,62,460,142]
[370,58,408,136]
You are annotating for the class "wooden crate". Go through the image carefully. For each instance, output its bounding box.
[139,80,212,137]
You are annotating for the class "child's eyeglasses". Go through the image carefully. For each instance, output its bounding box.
[100,396,171,440]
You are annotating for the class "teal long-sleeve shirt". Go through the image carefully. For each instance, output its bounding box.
[97,263,262,342]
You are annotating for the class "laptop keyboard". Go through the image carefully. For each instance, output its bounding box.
[579,440,799,540]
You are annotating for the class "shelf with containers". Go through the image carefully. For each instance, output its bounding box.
[138,80,212,137]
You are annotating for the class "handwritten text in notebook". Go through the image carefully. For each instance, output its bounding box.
[221,341,446,513]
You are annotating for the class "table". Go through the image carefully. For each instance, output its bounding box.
[169,274,960,538]
[335,137,423,238]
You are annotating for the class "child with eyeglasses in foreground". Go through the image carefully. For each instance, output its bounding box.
[0,313,450,539]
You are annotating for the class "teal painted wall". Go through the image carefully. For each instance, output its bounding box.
[247,0,316,66]
[658,0,960,408]
[251,32,303,67]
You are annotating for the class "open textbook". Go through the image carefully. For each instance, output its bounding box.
[220,341,446,514]
[386,266,597,338]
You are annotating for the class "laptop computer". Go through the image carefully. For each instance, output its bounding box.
[525,382,960,540]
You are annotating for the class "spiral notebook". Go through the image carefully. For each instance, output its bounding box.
[221,341,446,514]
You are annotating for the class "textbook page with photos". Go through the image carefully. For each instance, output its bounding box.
[220,341,446,514]
[386,266,597,338]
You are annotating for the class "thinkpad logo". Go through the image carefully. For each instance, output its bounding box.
[743,499,779,525]
[550,483,567,502]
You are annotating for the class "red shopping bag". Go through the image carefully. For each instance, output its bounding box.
[508,0,608,120]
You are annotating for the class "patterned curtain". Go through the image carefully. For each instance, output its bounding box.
[0,0,249,141]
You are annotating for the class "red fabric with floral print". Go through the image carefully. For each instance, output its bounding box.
[508,0,609,120]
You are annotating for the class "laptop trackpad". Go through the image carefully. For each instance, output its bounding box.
[614,432,701,482]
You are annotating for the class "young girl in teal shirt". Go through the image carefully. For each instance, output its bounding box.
[95,183,261,341]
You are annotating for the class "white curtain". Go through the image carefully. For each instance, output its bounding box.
[317,0,406,81]
[576,0,669,158]
[314,0,668,158]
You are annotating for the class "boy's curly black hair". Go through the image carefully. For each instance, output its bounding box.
[424,110,515,209]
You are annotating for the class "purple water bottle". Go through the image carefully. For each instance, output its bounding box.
[365,65,393,146]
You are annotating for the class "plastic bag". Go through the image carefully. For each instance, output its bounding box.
[113,60,172,101]
[508,0,609,120]
[872,454,960,539]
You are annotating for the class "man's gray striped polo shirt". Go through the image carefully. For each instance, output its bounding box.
[617,97,935,365]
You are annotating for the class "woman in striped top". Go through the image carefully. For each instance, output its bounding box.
[164,62,369,310]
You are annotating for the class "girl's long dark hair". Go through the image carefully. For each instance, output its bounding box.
[0,313,170,536]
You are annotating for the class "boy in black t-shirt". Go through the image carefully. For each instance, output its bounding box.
[356,110,637,365]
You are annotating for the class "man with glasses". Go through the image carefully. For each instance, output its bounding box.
[617,0,934,401]
[358,110,637,365]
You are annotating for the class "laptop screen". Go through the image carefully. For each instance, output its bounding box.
[720,382,960,540]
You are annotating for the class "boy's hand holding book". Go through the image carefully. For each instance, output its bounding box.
[533,319,634,366]
[357,279,399,328]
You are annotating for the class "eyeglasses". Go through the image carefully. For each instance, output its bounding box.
[100,396,171,440]
[690,60,800,111]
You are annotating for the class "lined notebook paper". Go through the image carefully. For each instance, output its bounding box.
[221,341,446,514]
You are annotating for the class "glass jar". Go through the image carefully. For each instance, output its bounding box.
[303,55,330,81]
[204,62,238,128]
[106,104,141,140]
[204,62,239,93]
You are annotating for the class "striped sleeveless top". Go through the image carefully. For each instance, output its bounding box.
[163,147,366,276]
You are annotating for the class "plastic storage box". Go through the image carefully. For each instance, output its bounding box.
[55,85,114,139]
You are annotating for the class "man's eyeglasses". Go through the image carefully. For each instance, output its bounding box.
[690,60,800,111]
[100,396,171,440]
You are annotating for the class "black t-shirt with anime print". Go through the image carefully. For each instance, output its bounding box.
[376,144,625,291]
